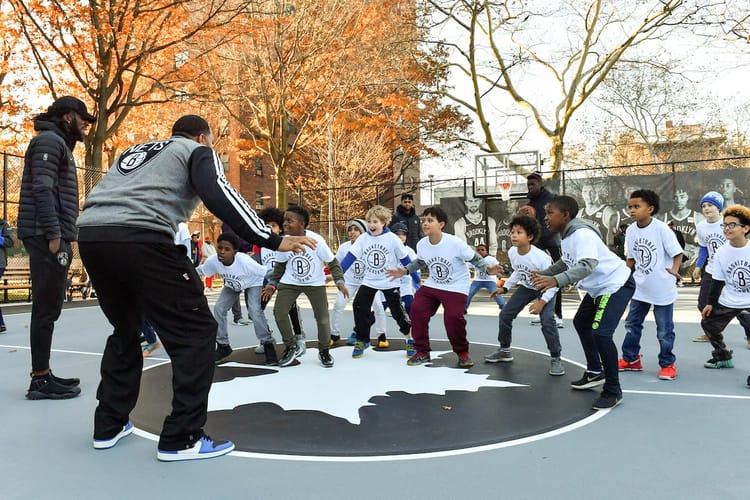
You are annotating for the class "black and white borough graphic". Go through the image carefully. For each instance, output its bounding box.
[131,340,601,460]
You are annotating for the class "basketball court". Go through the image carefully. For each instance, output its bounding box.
[1,287,749,499]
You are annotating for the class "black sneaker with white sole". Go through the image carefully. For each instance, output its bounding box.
[319,348,334,368]
[279,343,302,367]
[591,390,622,410]
[214,343,233,364]
[570,371,606,390]
[26,373,81,400]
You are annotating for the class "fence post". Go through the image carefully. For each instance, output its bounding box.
[2,152,7,220]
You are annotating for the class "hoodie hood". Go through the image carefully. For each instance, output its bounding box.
[561,217,601,240]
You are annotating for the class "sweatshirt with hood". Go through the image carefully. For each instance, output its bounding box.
[538,217,631,298]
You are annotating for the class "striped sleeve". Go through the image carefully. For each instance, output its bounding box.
[188,147,282,250]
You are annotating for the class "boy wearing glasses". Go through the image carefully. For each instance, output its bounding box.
[618,189,683,381]
[700,205,750,369]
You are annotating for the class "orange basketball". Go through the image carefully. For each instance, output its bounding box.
[517,205,536,218]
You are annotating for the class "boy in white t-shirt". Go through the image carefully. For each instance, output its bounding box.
[197,232,276,365]
[618,189,683,381]
[387,206,500,368]
[330,219,388,346]
[485,215,563,375]
[339,205,415,359]
[532,196,635,411]
[465,243,506,312]
[700,204,750,369]
[263,206,347,368]
[691,192,750,346]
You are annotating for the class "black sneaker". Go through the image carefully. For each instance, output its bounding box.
[49,371,80,387]
[279,343,301,367]
[591,390,622,410]
[570,371,606,390]
[0,324,6,333]
[26,373,81,400]
[215,344,233,364]
[319,348,334,368]
[263,342,278,366]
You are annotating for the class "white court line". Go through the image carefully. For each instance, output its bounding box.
[623,389,750,400]
[0,344,170,362]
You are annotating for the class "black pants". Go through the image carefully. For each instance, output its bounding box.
[80,241,216,449]
[353,285,410,342]
[24,236,71,372]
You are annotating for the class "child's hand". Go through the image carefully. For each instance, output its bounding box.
[531,272,557,292]
[385,268,406,280]
[666,268,681,283]
[701,304,713,319]
[692,267,701,281]
[261,284,276,301]
[337,282,349,298]
[489,286,506,298]
[528,300,545,315]
[486,264,502,276]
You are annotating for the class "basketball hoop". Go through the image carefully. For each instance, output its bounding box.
[498,181,513,201]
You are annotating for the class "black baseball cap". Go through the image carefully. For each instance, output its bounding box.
[45,96,96,123]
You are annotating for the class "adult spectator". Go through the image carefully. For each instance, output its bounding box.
[19,96,96,400]
[77,114,316,461]
[526,172,564,326]
[390,193,422,251]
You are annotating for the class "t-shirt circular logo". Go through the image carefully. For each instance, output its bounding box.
[729,265,750,293]
[633,240,655,273]
[223,277,243,292]
[428,259,452,284]
[289,255,312,279]
[707,235,726,255]
[351,260,366,282]
[364,248,388,271]
[130,340,602,460]
[116,140,172,175]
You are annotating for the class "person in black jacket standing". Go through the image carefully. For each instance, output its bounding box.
[0,217,14,333]
[390,193,422,251]
[19,96,96,400]
[526,172,564,326]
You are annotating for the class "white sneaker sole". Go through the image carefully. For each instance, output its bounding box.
[157,442,235,462]
[94,422,134,449]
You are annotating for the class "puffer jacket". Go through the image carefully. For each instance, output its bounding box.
[17,120,80,242]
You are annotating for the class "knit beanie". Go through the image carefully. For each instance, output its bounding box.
[700,191,724,212]
[347,219,367,234]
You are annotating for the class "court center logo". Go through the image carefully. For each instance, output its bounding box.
[131,340,601,460]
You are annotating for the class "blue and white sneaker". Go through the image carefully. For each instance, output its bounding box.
[352,341,370,358]
[157,435,235,462]
[405,337,416,357]
[93,422,134,450]
[347,333,357,345]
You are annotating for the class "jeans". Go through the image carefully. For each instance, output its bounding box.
[573,276,635,396]
[215,286,272,345]
[142,320,158,344]
[466,280,506,310]
[411,286,468,353]
[498,285,560,357]
[623,299,676,367]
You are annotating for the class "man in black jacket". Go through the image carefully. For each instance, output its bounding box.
[390,193,422,251]
[19,96,96,400]
[526,172,564,326]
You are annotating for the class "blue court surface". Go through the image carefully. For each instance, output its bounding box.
[1,287,749,500]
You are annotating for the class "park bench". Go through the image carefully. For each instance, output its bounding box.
[0,265,90,302]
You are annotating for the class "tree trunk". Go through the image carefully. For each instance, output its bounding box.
[548,135,564,178]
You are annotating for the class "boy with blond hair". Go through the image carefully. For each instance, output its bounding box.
[340,205,415,358]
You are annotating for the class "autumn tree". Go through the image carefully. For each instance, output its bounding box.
[423,0,706,174]
[11,0,253,192]
[201,0,469,207]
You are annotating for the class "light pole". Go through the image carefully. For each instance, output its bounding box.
[428,174,435,205]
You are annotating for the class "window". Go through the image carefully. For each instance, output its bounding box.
[255,192,264,209]
[254,158,263,176]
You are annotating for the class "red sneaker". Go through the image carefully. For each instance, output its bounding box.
[618,354,643,371]
[658,364,677,380]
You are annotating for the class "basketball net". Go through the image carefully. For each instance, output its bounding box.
[498,181,512,201]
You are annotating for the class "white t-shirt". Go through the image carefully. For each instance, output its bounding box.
[625,218,683,305]
[198,253,266,291]
[561,226,631,297]
[712,240,750,309]
[336,240,366,287]
[696,219,727,275]
[174,222,191,258]
[260,247,277,271]
[399,245,419,296]
[275,230,334,286]
[417,233,475,295]
[470,255,500,283]
[347,230,409,289]
[504,246,557,303]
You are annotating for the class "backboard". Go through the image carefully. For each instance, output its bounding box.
[474,151,541,199]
